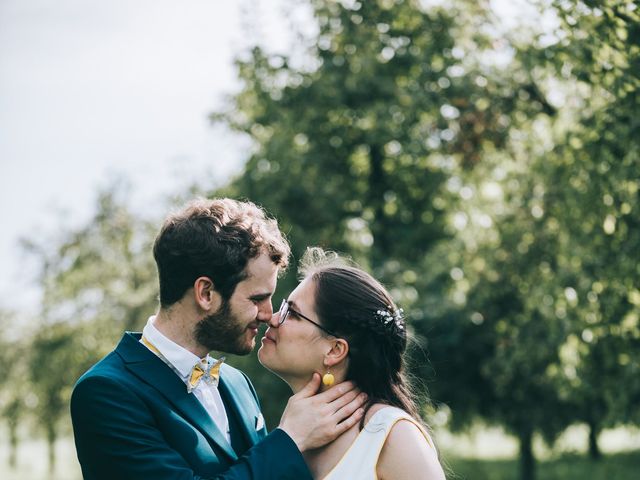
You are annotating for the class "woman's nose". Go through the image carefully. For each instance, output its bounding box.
[266,311,281,328]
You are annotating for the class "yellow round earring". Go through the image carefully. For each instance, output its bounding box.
[322,370,335,387]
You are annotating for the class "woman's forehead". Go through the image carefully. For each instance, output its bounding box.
[289,277,316,309]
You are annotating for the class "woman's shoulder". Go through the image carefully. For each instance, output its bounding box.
[364,403,414,427]
[363,403,394,422]
[373,405,446,480]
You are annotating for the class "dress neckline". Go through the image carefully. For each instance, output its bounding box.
[320,406,403,479]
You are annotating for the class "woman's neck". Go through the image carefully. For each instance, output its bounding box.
[287,370,347,395]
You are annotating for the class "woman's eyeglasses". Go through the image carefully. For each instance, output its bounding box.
[277,299,338,337]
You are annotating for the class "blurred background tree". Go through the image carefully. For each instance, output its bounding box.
[0,309,28,471]
[18,183,159,472]
[540,0,640,460]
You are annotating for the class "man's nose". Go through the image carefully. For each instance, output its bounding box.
[256,300,274,323]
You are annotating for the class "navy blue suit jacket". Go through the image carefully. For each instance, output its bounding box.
[71,332,311,480]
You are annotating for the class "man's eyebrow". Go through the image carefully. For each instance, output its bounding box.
[249,292,273,302]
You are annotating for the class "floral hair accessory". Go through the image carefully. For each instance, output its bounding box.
[374,306,405,332]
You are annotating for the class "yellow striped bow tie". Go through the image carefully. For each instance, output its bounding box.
[188,357,225,393]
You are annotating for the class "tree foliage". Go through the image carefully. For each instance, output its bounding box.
[18,183,159,471]
[212,1,639,479]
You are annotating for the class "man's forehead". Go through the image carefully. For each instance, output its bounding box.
[239,273,277,291]
[246,252,279,272]
[237,256,279,291]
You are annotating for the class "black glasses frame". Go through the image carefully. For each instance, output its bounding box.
[278,299,338,337]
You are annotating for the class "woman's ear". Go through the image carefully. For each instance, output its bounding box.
[193,276,222,312]
[324,338,349,367]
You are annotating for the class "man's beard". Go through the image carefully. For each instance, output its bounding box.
[194,299,254,355]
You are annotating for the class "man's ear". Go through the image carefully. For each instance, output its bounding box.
[193,276,222,312]
[324,338,349,367]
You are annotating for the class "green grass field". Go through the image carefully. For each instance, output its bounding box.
[1,436,639,480]
[447,450,640,480]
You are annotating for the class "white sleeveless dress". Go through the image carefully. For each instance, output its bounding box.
[322,406,435,480]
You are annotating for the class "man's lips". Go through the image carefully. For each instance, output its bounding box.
[247,324,259,335]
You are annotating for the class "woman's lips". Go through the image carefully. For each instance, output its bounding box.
[262,333,276,344]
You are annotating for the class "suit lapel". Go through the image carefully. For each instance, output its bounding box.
[218,367,260,448]
[117,333,238,461]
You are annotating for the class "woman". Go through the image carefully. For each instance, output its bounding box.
[258,248,445,479]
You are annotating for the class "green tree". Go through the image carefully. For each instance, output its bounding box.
[213,0,543,265]
[539,0,640,458]
[425,159,575,480]
[28,322,91,473]
[22,183,159,470]
[0,309,28,470]
[23,183,158,336]
[424,1,639,477]
[213,4,560,464]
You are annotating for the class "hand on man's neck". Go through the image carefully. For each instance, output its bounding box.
[153,306,209,358]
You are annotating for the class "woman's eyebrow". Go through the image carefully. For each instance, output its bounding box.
[288,299,300,310]
[289,300,313,318]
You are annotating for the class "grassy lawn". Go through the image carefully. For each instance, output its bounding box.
[447,450,640,480]
[0,437,81,480]
[1,436,638,480]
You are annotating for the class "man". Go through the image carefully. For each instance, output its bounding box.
[71,198,366,479]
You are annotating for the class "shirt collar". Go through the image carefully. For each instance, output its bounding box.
[142,316,212,379]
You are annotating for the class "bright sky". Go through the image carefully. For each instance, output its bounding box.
[0,0,301,312]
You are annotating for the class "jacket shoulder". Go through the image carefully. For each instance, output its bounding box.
[75,350,125,386]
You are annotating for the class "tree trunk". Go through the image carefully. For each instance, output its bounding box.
[588,420,602,460]
[518,428,536,480]
[46,422,57,474]
[8,421,18,469]
[368,143,391,265]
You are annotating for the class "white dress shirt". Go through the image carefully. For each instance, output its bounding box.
[141,316,230,443]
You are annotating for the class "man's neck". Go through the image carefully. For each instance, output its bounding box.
[153,308,208,358]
